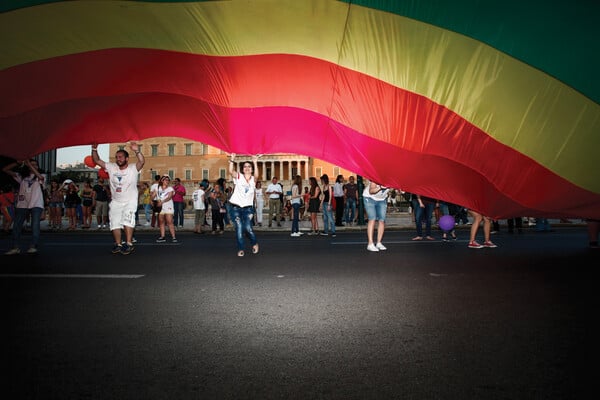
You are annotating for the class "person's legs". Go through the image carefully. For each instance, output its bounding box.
[231,207,244,250]
[292,203,300,233]
[377,220,385,244]
[29,207,42,248]
[424,203,434,237]
[413,202,424,237]
[268,199,275,226]
[469,212,483,242]
[10,207,27,248]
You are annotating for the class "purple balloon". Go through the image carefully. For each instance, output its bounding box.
[439,215,455,231]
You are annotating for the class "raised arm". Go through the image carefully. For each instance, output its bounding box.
[130,142,145,171]
[251,155,259,180]
[228,153,237,179]
[90,142,106,169]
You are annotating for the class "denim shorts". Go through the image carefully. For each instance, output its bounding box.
[364,197,387,221]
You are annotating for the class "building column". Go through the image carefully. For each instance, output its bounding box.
[279,161,284,181]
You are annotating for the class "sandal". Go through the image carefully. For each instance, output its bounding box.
[426,236,435,241]
[252,244,259,254]
[412,236,423,241]
[237,250,244,257]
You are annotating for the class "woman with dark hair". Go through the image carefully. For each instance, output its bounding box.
[290,175,303,237]
[307,177,321,235]
[320,174,336,237]
[3,159,45,254]
[228,154,260,257]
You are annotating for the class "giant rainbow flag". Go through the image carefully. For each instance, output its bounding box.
[1,0,599,219]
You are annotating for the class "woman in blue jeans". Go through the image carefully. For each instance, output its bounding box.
[363,181,389,252]
[290,175,303,237]
[3,159,45,255]
[227,153,260,257]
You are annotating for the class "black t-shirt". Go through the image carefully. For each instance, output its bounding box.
[93,184,109,202]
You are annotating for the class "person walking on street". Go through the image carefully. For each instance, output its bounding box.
[363,180,389,252]
[91,141,145,255]
[155,175,177,243]
[228,154,260,256]
[468,209,498,249]
[3,159,45,255]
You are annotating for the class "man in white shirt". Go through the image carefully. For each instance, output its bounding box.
[91,141,145,255]
[192,181,206,234]
[265,176,283,227]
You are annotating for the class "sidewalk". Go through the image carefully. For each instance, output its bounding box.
[39,212,585,233]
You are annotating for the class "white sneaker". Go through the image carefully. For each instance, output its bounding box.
[376,242,387,250]
[290,232,300,237]
[5,248,20,255]
[27,247,38,254]
[367,243,379,252]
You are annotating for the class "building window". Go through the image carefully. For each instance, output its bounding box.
[118,145,125,151]
[185,169,191,180]
[185,144,192,155]
[333,167,340,177]
[199,143,208,155]
[168,170,174,180]
[291,166,298,178]
[315,167,322,178]
[151,145,158,157]
[202,169,209,180]
[219,168,226,179]
[168,144,175,156]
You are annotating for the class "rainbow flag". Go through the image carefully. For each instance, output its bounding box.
[1,0,599,219]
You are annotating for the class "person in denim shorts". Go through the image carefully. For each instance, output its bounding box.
[362,181,389,252]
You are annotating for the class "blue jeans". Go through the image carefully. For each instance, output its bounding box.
[230,205,257,251]
[291,203,301,233]
[143,203,152,223]
[173,201,185,226]
[322,203,336,234]
[412,200,434,237]
[344,197,356,224]
[12,207,42,249]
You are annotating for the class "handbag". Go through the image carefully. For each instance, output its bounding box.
[330,195,336,211]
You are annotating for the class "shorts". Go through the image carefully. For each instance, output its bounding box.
[95,200,108,217]
[194,209,206,225]
[364,197,387,221]
[108,200,137,230]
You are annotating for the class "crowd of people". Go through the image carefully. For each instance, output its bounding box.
[2,148,597,255]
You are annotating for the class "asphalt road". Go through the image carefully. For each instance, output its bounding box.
[2,227,596,399]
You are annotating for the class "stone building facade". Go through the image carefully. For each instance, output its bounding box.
[109,137,356,199]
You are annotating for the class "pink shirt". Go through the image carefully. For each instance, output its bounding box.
[172,183,186,203]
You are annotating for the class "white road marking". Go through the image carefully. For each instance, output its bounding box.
[0,274,145,279]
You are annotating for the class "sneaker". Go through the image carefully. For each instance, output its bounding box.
[27,246,38,254]
[171,238,178,243]
[320,232,328,236]
[131,237,137,243]
[121,243,132,255]
[5,247,20,255]
[331,233,336,238]
[468,240,484,249]
[111,244,122,254]
[290,232,300,237]
[367,243,379,252]
[307,231,317,236]
[483,241,498,248]
[376,242,387,250]
[297,231,304,236]
[156,236,166,243]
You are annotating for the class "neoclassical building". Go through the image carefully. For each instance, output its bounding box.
[109,137,356,186]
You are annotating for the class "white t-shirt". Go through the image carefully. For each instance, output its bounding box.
[363,183,389,202]
[150,182,159,201]
[158,186,175,213]
[291,184,301,205]
[14,173,44,209]
[105,163,139,203]
[266,182,282,199]
[229,173,256,207]
[192,188,205,210]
